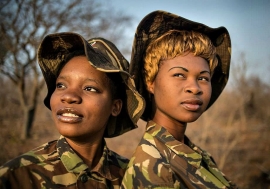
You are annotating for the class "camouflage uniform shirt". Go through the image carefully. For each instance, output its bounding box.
[121,121,237,189]
[0,136,128,189]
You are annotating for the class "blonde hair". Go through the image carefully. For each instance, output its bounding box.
[144,30,218,90]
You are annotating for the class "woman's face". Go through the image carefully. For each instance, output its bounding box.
[148,53,212,125]
[50,56,121,142]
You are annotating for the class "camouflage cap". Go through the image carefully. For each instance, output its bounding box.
[37,32,145,137]
[129,10,232,121]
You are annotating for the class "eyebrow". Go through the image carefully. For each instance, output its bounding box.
[57,75,99,84]
[86,78,99,84]
[168,66,210,74]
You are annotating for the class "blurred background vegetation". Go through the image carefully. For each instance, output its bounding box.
[0,0,269,188]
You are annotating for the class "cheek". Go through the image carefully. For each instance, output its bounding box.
[153,80,170,103]
[50,92,57,109]
[90,97,113,114]
[203,86,212,104]
[49,94,60,119]
[155,76,175,93]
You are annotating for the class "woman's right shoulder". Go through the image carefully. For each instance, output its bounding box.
[123,133,174,188]
[130,132,171,164]
[0,140,58,176]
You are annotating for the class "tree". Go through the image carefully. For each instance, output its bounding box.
[0,0,133,139]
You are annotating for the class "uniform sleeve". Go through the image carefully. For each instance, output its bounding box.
[0,161,36,189]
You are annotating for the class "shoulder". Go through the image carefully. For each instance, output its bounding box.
[131,131,171,164]
[121,133,174,188]
[0,140,58,177]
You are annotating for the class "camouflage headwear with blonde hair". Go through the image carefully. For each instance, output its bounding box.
[129,10,231,121]
[144,29,218,89]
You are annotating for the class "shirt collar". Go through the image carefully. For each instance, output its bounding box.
[91,143,113,180]
[146,121,232,187]
[56,136,119,181]
[57,136,89,173]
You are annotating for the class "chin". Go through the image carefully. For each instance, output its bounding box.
[59,132,78,139]
[57,128,81,138]
[181,113,202,123]
[186,117,200,123]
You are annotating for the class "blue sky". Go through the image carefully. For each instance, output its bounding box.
[106,0,270,84]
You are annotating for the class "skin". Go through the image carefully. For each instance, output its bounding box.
[50,56,122,168]
[147,53,212,142]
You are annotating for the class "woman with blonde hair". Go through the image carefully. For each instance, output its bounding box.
[121,10,237,189]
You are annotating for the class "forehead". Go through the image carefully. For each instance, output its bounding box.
[159,54,210,71]
[59,56,110,82]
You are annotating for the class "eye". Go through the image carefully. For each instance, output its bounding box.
[56,82,66,89]
[173,73,185,78]
[84,86,98,92]
[198,76,210,82]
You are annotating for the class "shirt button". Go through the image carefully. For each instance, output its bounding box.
[80,174,88,183]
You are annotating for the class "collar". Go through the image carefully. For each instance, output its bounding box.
[146,121,231,186]
[56,136,115,180]
[57,136,89,173]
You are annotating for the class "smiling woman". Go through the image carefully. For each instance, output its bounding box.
[50,56,120,143]
[0,33,145,189]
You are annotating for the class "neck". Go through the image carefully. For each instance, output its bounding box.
[152,114,187,143]
[65,137,104,169]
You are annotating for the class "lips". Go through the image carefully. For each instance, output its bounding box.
[56,108,83,123]
[181,98,203,111]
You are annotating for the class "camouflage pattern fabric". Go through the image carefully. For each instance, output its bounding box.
[0,136,128,189]
[121,121,237,189]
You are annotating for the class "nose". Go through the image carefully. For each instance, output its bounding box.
[184,80,202,95]
[61,89,82,104]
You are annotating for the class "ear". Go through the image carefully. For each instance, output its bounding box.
[111,99,122,116]
[146,81,155,94]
